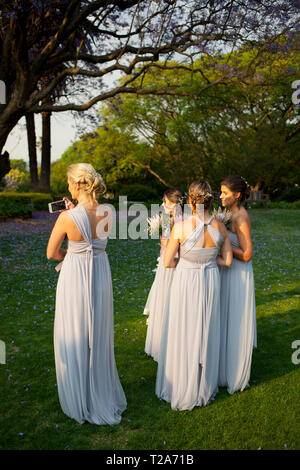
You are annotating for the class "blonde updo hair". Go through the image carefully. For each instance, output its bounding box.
[67,163,106,201]
[188,180,214,211]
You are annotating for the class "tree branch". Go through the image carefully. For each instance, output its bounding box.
[129,160,170,187]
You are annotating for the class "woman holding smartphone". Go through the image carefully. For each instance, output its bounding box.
[47,163,126,425]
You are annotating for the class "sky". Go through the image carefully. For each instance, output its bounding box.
[4,71,121,167]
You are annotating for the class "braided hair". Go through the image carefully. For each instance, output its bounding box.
[188,181,214,211]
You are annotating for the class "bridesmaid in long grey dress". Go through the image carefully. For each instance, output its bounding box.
[47,163,126,425]
[156,181,232,410]
[218,175,257,394]
[144,188,184,362]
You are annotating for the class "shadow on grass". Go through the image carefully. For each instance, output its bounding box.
[116,300,300,422]
[251,307,299,385]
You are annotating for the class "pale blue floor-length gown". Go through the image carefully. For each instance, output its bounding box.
[144,223,176,361]
[54,204,127,425]
[218,230,257,394]
[156,216,223,410]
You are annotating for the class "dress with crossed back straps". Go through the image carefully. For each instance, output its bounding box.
[155,216,223,410]
[54,204,126,425]
[218,230,257,394]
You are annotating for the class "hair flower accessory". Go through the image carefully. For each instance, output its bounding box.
[178,193,187,207]
[240,176,250,189]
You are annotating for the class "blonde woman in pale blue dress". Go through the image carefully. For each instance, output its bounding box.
[218,175,257,394]
[156,181,232,411]
[47,163,126,425]
[144,188,184,362]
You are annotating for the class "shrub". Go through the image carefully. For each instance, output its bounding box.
[268,200,300,209]
[0,192,52,216]
[1,160,31,192]
[0,193,32,216]
[279,186,300,203]
[271,185,300,202]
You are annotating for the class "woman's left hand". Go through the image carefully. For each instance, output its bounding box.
[63,197,75,210]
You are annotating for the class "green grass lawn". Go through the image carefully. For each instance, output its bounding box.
[0,209,299,450]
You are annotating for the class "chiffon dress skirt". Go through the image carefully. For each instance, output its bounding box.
[156,217,223,411]
[144,246,175,361]
[218,230,257,394]
[54,204,126,425]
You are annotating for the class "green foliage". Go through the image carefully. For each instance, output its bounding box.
[50,127,150,196]
[47,44,299,197]
[98,46,299,193]
[0,192,52,215]
[117,184,159,201]
[2,159,31,192]
[0,193,32,216]
[272,186,300,203]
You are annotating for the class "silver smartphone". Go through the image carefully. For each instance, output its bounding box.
[48,199,68,213]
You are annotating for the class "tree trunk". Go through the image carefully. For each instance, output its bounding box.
[0,151,11,180]
[39,111,51,193]
[0,102,24,181]
[25,113,39,191]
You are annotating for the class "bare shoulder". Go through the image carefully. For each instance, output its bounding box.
[232,209,251,239]
[173,218,185,234]
[56,210,71,225]
[172,218,189,242]
[235,207,251,228]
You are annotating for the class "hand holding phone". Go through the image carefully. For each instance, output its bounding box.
[48,199,68,213]
[63,197,75,210]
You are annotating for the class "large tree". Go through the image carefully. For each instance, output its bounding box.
[98,44,299,192]
[0,0,299,181]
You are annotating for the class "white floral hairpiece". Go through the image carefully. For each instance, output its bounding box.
[240,176,250,189]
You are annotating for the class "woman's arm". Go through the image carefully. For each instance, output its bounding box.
[46,212,68,260]
[216,223,233,267]
[163,223,180,268]
[232,214,253,262]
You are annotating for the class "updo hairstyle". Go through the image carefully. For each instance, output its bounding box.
[188,180,214,211]
[163,188,185,207]
[67,163,106,201]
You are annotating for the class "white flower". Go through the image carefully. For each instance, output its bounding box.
[212,207,232,228]
[147,214,162,236]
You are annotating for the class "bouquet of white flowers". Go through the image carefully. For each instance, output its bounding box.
[147,212,176,238]
[212,207,232,230]
[147,214,163,237]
